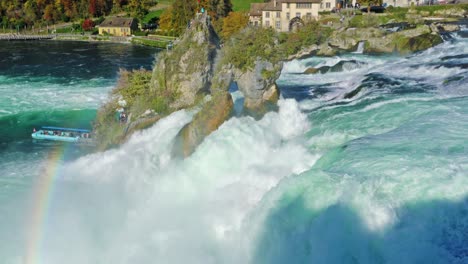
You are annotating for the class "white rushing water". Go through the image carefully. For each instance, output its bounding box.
[1,30,468,264]
[4,100,318,264]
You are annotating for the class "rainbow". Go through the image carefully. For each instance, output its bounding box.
[24,145,68,264]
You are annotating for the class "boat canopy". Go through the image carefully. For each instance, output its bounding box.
[41,126,91,133]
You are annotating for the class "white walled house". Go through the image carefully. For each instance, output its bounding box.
[382,0,421,7]
[249,3,267,26]
[250,0,338,32]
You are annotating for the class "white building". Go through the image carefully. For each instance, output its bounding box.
[383,0,421,7]
[249,0,338,32]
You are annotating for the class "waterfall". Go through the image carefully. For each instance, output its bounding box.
[355,41,365,54]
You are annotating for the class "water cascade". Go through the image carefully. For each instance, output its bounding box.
[0,26,467,264]
[354,41,365,54]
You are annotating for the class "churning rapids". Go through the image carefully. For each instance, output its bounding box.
[1,26,468,263]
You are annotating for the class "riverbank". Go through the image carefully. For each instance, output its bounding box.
[0,33,175,48]
[54,34,175,48]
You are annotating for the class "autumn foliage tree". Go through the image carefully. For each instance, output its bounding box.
[159,0,233,36]
[221,11,248,40]
[82,18,95,30]
[158,6,174,34]
[0,0,156,29]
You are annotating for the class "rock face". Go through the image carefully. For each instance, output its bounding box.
[430,23,461,33]
[326,24,444,54]
[303,60,364,74]
[317,43,337,56]
[150,13,219,110]
[287,44,319,60]
[167,19,285,156]
[434,8,467,18]
[328,27,383,51]
[387,25,442,54]
[173,92,233,157]
[235,59,282,112]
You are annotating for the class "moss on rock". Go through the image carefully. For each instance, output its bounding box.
[392,32,443,54]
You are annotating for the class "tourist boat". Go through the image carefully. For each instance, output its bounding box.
[31,126,93,144]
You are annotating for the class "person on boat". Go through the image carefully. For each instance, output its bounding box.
[120,112,127,124]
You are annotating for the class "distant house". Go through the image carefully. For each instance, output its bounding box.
[249,3,268,26]
[249,0,339,32]
[98,17,138,36]
[382,0,421,7]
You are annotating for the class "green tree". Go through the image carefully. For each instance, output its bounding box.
[171,0,197,35]
[214,0,232,19]
[127,0,154,20]
[24,0,39,25]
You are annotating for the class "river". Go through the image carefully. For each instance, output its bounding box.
[0,26,467,263]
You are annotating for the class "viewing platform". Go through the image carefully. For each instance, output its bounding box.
[0,34,56,41]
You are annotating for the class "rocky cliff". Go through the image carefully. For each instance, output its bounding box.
[234,59,281,114]
[173,92,234,157]
[167,18,283,156]
[288,20,458,60]
[324,24,444,55]
[150,14,219,110]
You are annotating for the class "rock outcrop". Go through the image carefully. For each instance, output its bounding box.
[173,92,233,157]
[150,13,219,110]
[434,8,467,18]
[286,42,337,60]
[234,59,282,113]
[430,23,461,33]
[303,60,364,74]
[169,19,284,156]
[325,24,444,54]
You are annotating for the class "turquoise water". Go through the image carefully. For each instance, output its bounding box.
[0,28,468,263]
[0,41,160,262]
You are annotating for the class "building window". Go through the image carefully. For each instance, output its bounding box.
[297,3,312,8]
[286,12,290,19]
[276,21,281,29]
[306,12,312,18]
[254,21,258,26]
[287,3,290,8]
[265,12,270,18]
[320,2,323,8]
[296,12,301,18]
[276,12,281,18]
[326,2,331,8]
[265,21,270,27]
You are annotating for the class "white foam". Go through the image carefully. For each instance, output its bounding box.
[0,75,113,115]
[21,99,319,264]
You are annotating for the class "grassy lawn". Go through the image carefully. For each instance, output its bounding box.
[232,0,264,11]
[142,9,165,24]
[157,0,174,4]
[152,0,263,12]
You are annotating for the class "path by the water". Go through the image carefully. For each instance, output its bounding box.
[0,34,55,41]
